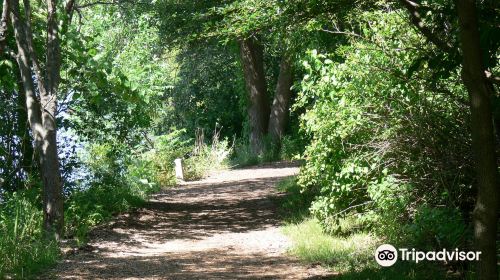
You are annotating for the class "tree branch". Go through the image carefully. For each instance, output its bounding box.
[398,0,453,53]
[142,131,155,149]
[320,28,364,39]
[65,0,76,14]
[77,0,118,9]
[21,0,46,95]
[334,201,374,218]
[65,0,76,24]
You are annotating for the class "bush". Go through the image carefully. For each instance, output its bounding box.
[64,183,145,245]
[276,177,450,279]
[404,207,468,251]
[275,177,316,223]
[65,142,157,245]
[295,11,472,250]
[280,135,305,161]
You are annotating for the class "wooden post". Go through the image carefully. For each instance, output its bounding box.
[174,158,184,181]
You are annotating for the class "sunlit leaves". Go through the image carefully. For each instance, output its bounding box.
[295,11,471,235]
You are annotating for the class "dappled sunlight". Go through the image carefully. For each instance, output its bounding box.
[53,251,334,280]
[42,164,333,279]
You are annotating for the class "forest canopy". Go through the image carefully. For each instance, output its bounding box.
[0,0,498,279]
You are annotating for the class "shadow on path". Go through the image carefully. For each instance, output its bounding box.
[43,163,334,279]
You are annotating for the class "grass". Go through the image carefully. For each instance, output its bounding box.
[183,129,232,180]
[231,141,260,167]
[282,218,453,279]
[276,176,453,280]
[274,177,315,223]
[230,136,283,167]
[0,192,60,278]
[283,218,378,270]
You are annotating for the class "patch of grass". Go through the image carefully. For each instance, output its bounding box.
[231,141,260,167]
[65,182,147,246]
[275,177,452,280]
[280,135,306,161]
[230,136,282,167]
[0,192,60,278]
[183,129,232,181]
[282,218,452,279]
[274,177,315,223]
[283,218,379,271]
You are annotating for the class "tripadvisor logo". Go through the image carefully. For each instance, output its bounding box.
[374,244,482,267]
[375,244,398,267]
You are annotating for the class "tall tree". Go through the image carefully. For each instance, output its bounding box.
[239,37,270,155]
[9,0,65,239]
[268,56,293,143]
[152,0,306,155]
[399,0,499,278]
[457,1,498,278]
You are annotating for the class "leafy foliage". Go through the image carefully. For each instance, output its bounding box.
[0,0,497,277]
[295,11,472,248]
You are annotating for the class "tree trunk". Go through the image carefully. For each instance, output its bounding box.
[268,56,293,143]
[0,0,8,52]
[41,0,64,238]
[10,0,64,239]
[457,1,499,279]
[239,37,270,155]
[10,0,43,153]
[15,64,35,177]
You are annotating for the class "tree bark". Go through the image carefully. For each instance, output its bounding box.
[10,0,43,153]
[10,0,64,239]
[0,0,8,53]
[239,37,270,155]
[41,0,64,238]
[15,64,35,177]
[457,1,499,279]
[268,56,293,143]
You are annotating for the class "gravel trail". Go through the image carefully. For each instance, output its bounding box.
[43,162,333,279]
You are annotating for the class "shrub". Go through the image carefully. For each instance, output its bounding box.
[280,135,305,161]
[275,177,316,222]
[276,177,449,279]
[145,129,192,186]
[404,207,468,251]
[65,141,159,245]
[64,183,145,245]
[295,11,472,249]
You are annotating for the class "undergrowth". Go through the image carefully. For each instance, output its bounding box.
[232,134,305,167]
[183,128,232,180]
[0,191,59,278]
[0,128,232,277]
[276,177,453,280]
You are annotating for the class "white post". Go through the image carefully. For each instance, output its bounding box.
[174,158,184,181]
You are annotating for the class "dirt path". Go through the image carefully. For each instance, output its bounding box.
[43,162,333,279]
